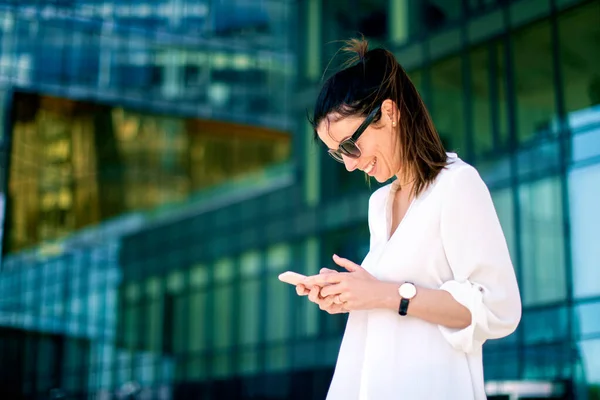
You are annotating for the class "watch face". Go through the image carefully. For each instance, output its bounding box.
[399,283,417,299]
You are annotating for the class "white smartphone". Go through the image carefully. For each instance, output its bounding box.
[278,271,307,286]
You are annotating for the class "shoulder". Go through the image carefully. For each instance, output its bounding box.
[436,153,487,193]
[437,155,491,206]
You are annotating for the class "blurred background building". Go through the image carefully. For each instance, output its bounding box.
[0,0,598,399]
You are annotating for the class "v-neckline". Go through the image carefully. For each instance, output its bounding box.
[385,181,416,242]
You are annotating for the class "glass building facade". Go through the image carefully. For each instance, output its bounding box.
[0,0,599,399]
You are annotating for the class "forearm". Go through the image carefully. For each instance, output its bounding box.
[375,282,472,329]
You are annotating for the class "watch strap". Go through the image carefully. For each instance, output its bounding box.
[399,298,410,316]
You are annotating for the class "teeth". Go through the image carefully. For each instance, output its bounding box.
[364,159,376,174]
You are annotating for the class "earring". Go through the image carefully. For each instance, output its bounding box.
[392,121,397,127]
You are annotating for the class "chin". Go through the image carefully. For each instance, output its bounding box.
[374,174,388,183]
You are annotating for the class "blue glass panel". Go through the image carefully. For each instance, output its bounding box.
[569,162,600,298]
[575,302,600,338]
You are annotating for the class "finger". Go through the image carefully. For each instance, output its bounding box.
[308,286,321,303]
[304,272,345,287]
[326,302,347,314]
[332,254,361,272]
[320,283,344,298]
[296,284,309,296]
[319,295,335,309]
[320,267,337,274]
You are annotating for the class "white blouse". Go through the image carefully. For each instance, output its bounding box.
[326,154,522,400]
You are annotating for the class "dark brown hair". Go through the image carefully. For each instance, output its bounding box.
[309,38,447,198]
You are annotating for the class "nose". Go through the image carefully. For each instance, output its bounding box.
[341,154,359,172]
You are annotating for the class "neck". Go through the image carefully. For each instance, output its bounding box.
[394,168,415,190]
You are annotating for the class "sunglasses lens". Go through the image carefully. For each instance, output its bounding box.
[340,142,361,158]
[328,150,344,163]
[328,141,360,163]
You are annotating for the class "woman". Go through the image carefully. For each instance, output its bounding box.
[297,38,522,399]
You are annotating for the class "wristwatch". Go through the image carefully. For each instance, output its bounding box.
[398,282,417,316]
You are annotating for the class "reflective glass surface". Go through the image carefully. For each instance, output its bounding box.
[569,163,600,299]
[5,92,290,253]
[430,55,466,153]
[512,19,558,145]
[1,1,599,399]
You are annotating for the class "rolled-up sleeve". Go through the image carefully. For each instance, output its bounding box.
[438,166,522,353]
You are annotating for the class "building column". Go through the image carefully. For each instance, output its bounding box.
[303,0,322,207]
[162,49,184,99]
[389,0,416,45]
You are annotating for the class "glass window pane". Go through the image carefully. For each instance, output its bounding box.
[213,285,233,349]
[470,40,509,155]
[522,306,568,345]
[483,346,520,381]
[146,300,162,353]
[5,93,291,253]
[569,163,600,298]
[188,292,208,352]
[495,41,509,147]
[523,342,571,380]
[172,295,187,354]
[214,258,234,284]
[238,349,259,376]
[572,126,600,164]
[190,264,208,288]
[265,243,291,341]
[213,351,230,378]
[575,302,600,338]
[239,279,260,346]
[124,306,139,350]
[430,56,466,154]
[575,339,600,399]
[322,0,390,45]
[0,88,10,143]
[186,356,208,381]
[336,162,370,194]
[266,243,290,273]
[512,20,557,144]
[519,177,566,306]
[490,187,517,267]
[240,251,261,278]
[516,140,561,179]
[409,69,423,96]
[167,271,185,294]
[266,275,289,342]
[470,45,493,156]
[558,1,600,115]
[265,343,289,372]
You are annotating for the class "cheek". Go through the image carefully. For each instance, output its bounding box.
[361,131,396,167]
[375,144,399,175]
[375,143,394,163]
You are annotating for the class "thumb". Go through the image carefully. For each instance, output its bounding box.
[332,254,361,272]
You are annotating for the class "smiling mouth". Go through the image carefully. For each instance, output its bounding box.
[364,158,377,174]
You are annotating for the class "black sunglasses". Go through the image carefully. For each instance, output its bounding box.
[328,105,381,163]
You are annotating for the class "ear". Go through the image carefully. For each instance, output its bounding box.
[381,99,399,125]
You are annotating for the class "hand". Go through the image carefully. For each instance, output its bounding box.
[297,268,347,314]
[295,267,337,296]
[303,254,381,311]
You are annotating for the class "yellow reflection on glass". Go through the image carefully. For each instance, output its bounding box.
[6,92,291,253]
